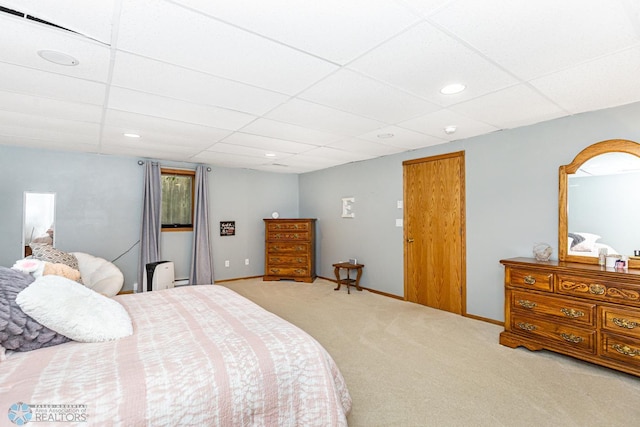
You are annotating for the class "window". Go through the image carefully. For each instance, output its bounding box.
[161,168,195,231]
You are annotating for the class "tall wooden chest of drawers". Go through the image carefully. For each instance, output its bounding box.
[500,257,640,377]
[263,218,316,283]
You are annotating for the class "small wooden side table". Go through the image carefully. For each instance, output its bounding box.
[332,262,364,294]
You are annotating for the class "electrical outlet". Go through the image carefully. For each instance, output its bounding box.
[245,259,249,265]
[224,260,230,267]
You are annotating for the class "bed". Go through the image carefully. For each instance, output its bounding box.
[567,231,618,257]
[1,283,352,426]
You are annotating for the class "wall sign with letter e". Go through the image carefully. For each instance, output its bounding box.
[341,197,355,218]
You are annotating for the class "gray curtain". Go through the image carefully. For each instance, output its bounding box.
[138,161,161,292]
[189,165,214,285]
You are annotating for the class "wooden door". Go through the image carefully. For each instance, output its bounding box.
[403,151,466,315]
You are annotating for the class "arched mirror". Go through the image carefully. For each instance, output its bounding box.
[23,192,56,257]
[559,139,640,268]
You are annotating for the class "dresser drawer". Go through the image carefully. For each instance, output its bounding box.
[557,275,640,307]
[508,268,553,292]
[267,231,310,241]
[267,221,310,232]
[601,306,640,340]
[510,290,595,326]
[511,314,595,354]
[600,333,640,368]
[267,242,309,254]
[265,266,309,277]
[266,254,308,267]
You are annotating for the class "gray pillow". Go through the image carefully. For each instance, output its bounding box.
[29,244,79,271]
[0,266,70,351]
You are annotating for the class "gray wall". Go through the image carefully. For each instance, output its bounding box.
[0,146,298,290]
[299,101,640,321]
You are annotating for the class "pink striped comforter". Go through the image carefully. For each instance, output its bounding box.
[0,286,351,426]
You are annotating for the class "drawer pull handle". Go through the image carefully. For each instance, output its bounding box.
[523,275,536,285]
[296,258,304,263]
[270,268,280,274]
[589,284,605,295]
[560,308,585,318]
[294,269,305,274]
[612,344,640,357]
[560,333,583,343]
[612,318,639,329]
[517,322,537,331]
[517,300,537,309]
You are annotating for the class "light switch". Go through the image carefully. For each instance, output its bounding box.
[397,200,403,209]
[396,219,403,227]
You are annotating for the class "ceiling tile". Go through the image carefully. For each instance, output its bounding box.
[326,138,407,156]
[357,125,447,149]
[530,46,640,114]
[0,15,111,81]
[117,0,338,94]
[265,99,385,136]
[100,144,196,162]
[111,52,289,115]
[401,0,459,16]
[101,127,226,152]
[190,150,273,167]
[398,108,499,141]
[0,62,105,105]
[275,153,354,169]
[449,84,567,129]
[0,135,98,152]
[301,146,377,163]
[240,119,342,146]
[0,111,100,144]
[349,21,518,105]
[107,87,257,130]
[252,163,315,174]
[429,0,640,80]
[221,133,318,154]
[299,69,440,122]
[205,142,294,162]
[172,0,421,64]
[103,110,231,142]
[0,91,103,124]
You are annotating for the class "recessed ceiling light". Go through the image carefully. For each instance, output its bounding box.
[37,50,79,66]
[440,83,466,95]
[124,133,141,138]
[265,153,276,157]
[444,125,457,135]
[377,133,394,139]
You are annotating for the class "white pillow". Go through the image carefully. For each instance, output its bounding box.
[16,275,133,343]
[571,232,602,252]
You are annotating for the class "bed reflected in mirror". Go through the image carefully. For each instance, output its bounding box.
[23,192,56,257]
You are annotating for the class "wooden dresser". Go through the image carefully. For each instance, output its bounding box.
[500,257,640,376]
[263,218,316,283]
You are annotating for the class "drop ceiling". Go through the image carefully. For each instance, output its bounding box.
[1,0,639,173]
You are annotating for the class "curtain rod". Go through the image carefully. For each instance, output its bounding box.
[137,160,211,172]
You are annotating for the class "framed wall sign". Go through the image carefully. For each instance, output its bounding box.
[220,221,235,236]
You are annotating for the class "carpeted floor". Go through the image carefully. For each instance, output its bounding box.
[220,278,640,427]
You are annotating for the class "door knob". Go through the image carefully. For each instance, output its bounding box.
[406,238,414,243]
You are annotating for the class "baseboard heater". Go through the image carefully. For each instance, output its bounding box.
[143,261,175,292]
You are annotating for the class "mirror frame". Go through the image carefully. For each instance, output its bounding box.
[558,139,640,268]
